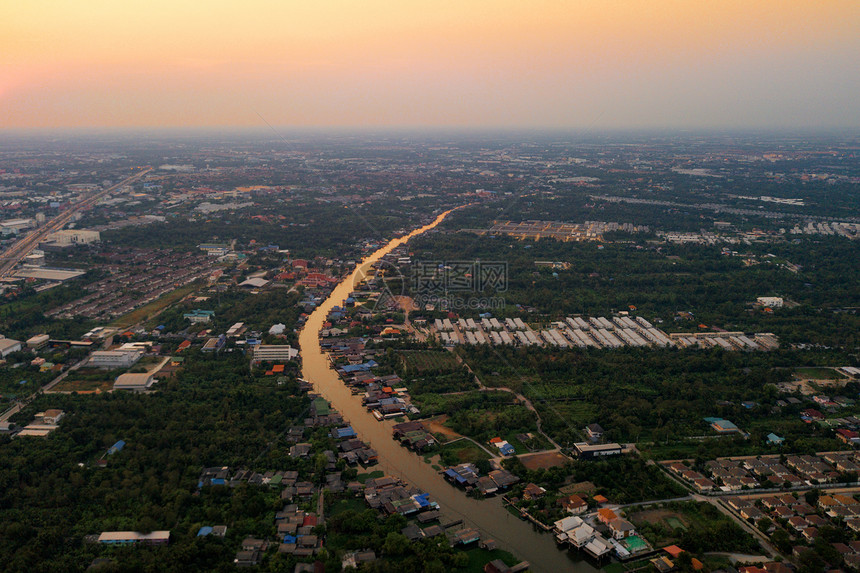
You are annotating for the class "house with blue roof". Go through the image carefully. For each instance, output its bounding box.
[705,417,740,434]
[332,426,357,440]
[107,440,125,455]
[340,360,378,373]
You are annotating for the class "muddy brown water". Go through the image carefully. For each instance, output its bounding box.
[299,209,598,572]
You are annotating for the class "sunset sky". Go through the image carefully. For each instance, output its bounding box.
[2,0,858,130]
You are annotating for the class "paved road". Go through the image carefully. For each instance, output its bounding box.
[0,168,152,278]
[615,496,694,510]
[0,360,85,425]
[696,494,779,559]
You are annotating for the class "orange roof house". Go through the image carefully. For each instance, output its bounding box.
[597,508,618,524]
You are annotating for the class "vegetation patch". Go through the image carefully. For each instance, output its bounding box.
[794,366,845,380]
[111,283,199,328]
[439,440,491,466]
[52,378,113,393]
[631,502,760,554]
[356,470,385,483]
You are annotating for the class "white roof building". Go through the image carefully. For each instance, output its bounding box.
[239,277,269,288]
[252,345,299,362]
[113,373,155,392]
[0,338,22,357]
[98,531,170,544]
[269,323,286,335]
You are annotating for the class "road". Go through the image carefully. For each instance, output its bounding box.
[451,352,565,451]
[0,360,86,425]
[696,494,779,559]
[0,168,152,278]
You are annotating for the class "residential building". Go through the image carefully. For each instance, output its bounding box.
[585,423,604,440]
[559,494,588,514]
[253,345,299,362]
[608,518,636,539]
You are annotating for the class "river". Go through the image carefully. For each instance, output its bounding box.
[299,208,598,573]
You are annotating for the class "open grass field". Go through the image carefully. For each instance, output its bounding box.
[534,399,597,428]
[356,470,384,483]
[440,440,491,465]
[111,283,198,328]
[327,497,366,517]
[794,366,845,380]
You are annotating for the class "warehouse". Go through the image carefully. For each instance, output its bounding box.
[573,442,622,459]
[113,373,155,392]
[88,350,142,369]
[0,337,22,357]
[98,531,170,545]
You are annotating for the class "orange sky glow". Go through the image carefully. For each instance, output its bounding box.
[1,0,858,129]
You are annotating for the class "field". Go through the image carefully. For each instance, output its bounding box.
[51,378,113,393]
[327,496,366,517]
[519,451,569,470]
[356,470,385,483]
[629,508,689,546]
[630,508,686,526]
[439,440,491,466]
[398,350,462,374]
[112,283,199,328]
[794,366,845,380]
[629,501,761,555]
[425,415,463,440]
[533,400,597,429]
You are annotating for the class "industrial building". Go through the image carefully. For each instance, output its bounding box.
[12,268,87,281]
[113,373,155,392]
[97,531,170,545]
[44,229,101,245]
[573,442,622,459]
[0,337,22,357]
[88,350,142,369]
[26,334,50,350]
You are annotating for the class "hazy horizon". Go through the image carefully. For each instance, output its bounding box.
[3,0,859,131]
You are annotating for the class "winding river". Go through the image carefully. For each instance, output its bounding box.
[299,208,597,573]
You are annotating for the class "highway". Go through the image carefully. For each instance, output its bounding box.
[0,168,152,278]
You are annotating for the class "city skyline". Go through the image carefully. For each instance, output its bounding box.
[2,0,859,130]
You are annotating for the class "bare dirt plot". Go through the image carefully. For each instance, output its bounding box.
[520,451,570,470]
[630,508,687,527]
[51,378,112,393]
[425,415,462,440]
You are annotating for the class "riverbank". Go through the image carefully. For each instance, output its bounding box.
[298,208,596,573]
